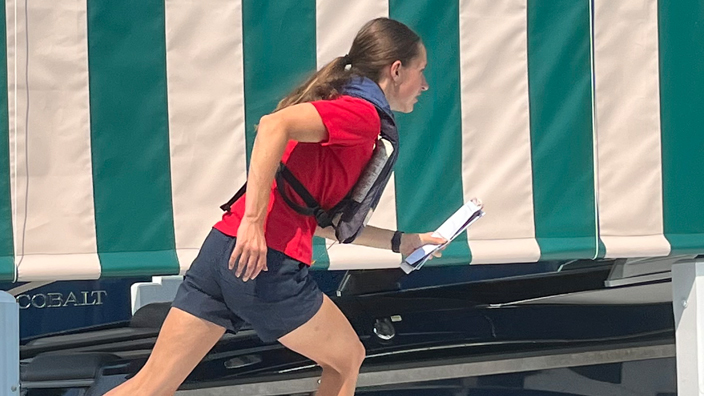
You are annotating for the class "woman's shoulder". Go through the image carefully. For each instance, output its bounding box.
[311,95,380,133]
[314,94,378,114]
[334,94,378,108]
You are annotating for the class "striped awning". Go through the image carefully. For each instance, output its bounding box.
[0,0,702,281]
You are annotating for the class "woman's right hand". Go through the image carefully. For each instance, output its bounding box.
[229,217,268,282]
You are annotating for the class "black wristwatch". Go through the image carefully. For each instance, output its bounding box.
[391,231,403,253]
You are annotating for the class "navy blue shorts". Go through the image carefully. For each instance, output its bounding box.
[172,228,324,343]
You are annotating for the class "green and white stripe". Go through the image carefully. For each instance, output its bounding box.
[88,0,179,278]
[164,0,247,274]
[527,0,597,261]
[0,0,702,281]
[659,0,704,254]
[593,0,670,258]
[8,0,99,281]
[459,0,541,264]
[0,0,12,281]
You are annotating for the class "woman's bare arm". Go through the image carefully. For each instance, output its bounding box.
[315,225,445,257]
[230,103,328,281]
[314,198,482,258]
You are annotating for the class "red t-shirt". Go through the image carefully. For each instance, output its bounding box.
[214,95,381,264]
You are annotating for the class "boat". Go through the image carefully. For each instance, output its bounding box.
[18,256,683,395]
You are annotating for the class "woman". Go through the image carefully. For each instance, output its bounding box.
[108,17,460,396]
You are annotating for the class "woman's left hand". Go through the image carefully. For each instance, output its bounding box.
[398,198,483,259]
[399,233,447,258]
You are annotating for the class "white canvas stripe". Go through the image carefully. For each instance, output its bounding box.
[7,0,100,280]
[315,0,388,67]
[465,239,541,265]
[593,0,670,258]
[16,254,100,281]
[325,243,400,270]
[176,249,199,275]
[316,0,400,268]
[458,0,540,264]
[164,0,248,273]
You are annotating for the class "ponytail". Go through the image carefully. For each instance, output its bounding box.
[274,55,353,111]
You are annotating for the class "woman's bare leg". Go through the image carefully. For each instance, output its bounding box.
[278,295,366,396]
[105,307,225,396]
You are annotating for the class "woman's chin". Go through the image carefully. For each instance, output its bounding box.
[391,102,416,113]
[400,104,415,113]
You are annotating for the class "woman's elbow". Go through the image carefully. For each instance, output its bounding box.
[257,113,289,140]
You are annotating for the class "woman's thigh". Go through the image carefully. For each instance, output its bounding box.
[107,307,225,396]
[146,307,226,373]
[277,294,364,371]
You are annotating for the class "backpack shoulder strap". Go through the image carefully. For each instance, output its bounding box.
[220,182,247,212]
[220,163,341,229]
[276,163,336,228]
[276,163,316,216]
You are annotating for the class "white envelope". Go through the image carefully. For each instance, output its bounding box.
[401,201,485,274]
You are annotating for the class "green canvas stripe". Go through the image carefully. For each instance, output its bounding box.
[390,0,470,267]
[88,0,179,277]
[311,237,330,270]
[659,0,704,255]
[527,0,597,260]
[98,250,179,278]
[242,0,316,162]
[0,0,13,281]
[0,259,10,282]
[241,0,329,268]
[663,234,704,254]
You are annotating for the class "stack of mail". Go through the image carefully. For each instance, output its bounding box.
[400,201,485,274]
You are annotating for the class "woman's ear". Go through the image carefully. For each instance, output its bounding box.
[390,60,403,81]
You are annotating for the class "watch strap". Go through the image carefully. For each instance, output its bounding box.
[391,231,403,253]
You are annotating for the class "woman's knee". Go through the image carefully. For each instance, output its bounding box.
[347,338,366,369]
[321,339,366,375]
[353,339,366,365]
